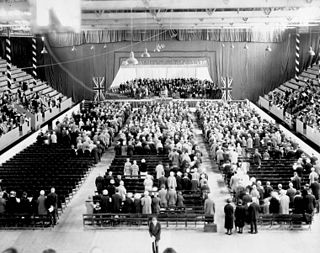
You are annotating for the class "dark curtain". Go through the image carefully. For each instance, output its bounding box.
[0,37,46,80]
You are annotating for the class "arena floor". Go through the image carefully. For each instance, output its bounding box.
[1,123,319,253]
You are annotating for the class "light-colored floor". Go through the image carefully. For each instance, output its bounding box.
[1,120,320,253]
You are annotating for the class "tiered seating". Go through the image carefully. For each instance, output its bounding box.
[107,154,203,211]
[0,142,94,209]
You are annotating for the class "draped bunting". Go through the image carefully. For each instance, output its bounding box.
[46,28,287,47]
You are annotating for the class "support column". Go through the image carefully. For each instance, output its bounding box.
[32,37,37,83]
[295,33,300,82]
[5,36,12,89]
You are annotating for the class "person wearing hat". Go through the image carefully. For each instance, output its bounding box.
[247,197,260,234]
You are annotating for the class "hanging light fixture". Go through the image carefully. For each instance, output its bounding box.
[90,45,94,50]
[230,44,235,49]
[71,46,76,51]
[244,43,249,49]
[308,46,315,56]
[222,43,225,47]
[41,36,48,54]
[103,44,107,48]
[141,11,151,58]
[141,48,151,57]
[265,45,272,52]
[123,7,138,65]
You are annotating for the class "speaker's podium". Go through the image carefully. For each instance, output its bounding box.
[203,216,217,233]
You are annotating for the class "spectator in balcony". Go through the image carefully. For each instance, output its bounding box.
[309,167,319,184]
[141,191,152,215]
[310,178,320,213]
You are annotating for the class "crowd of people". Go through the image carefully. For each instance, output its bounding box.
[0,187,59,225]
[196,100,319,234]
[89,101,214,218]
[0,90,27,137]
[268,79,320,129]
[110,78,222,99]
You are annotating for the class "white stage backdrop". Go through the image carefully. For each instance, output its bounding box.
[110,58,213,89]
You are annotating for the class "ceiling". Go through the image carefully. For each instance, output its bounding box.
[1,0,320,33]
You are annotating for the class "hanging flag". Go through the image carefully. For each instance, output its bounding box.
[92,76,105,102]
[221,76,233,101]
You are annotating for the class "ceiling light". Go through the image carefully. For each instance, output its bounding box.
[90,45,94,50]
[41,46,48,54]
[125,51,138,65]
[103,44,107,48]
[244,44,249,49]
[141,48,151,58]
[265,45,272,52]
[231,44,235,49]
[71,46,76,51]
[222,43,225,47]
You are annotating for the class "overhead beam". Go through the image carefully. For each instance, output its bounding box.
[82,0,320,10]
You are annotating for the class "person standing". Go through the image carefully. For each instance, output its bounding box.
[247,198,260,234]
[149,216,161,253]
[46,187,58,225]
[204,195,215,224]
[234,199,246,233]
[224,198,234,235]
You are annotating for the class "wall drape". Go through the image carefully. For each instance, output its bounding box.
[0,30,318,103]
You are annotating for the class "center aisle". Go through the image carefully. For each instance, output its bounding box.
[193,118,230,233]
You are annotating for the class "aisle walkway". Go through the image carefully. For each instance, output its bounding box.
[193,119,230,232]
[55,146,116,232]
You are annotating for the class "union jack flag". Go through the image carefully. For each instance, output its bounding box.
[221,76,233,101]
[93,77,105,102]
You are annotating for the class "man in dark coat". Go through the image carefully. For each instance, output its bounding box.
[182,173,192,191]
[293,191,304,214]
[224,198,234,235]
[247,200,260,234]
[122,193,134,213]
[100,190,111,213]
[310,179,320,213]
[234,199,246,233]
[304,190,316,215]
[112,189,123,213]
[149,216,161,253]
[46,187,58,225]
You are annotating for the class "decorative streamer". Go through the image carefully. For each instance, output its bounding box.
[295,33,300,82]
[32,37,37,82]
[5,36,12,88]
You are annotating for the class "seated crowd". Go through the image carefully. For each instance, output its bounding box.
[110,78,222,99]
[0,90,27,136]
[89,101,213,216]
[268,79,320,129]
[197,101,319,218]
